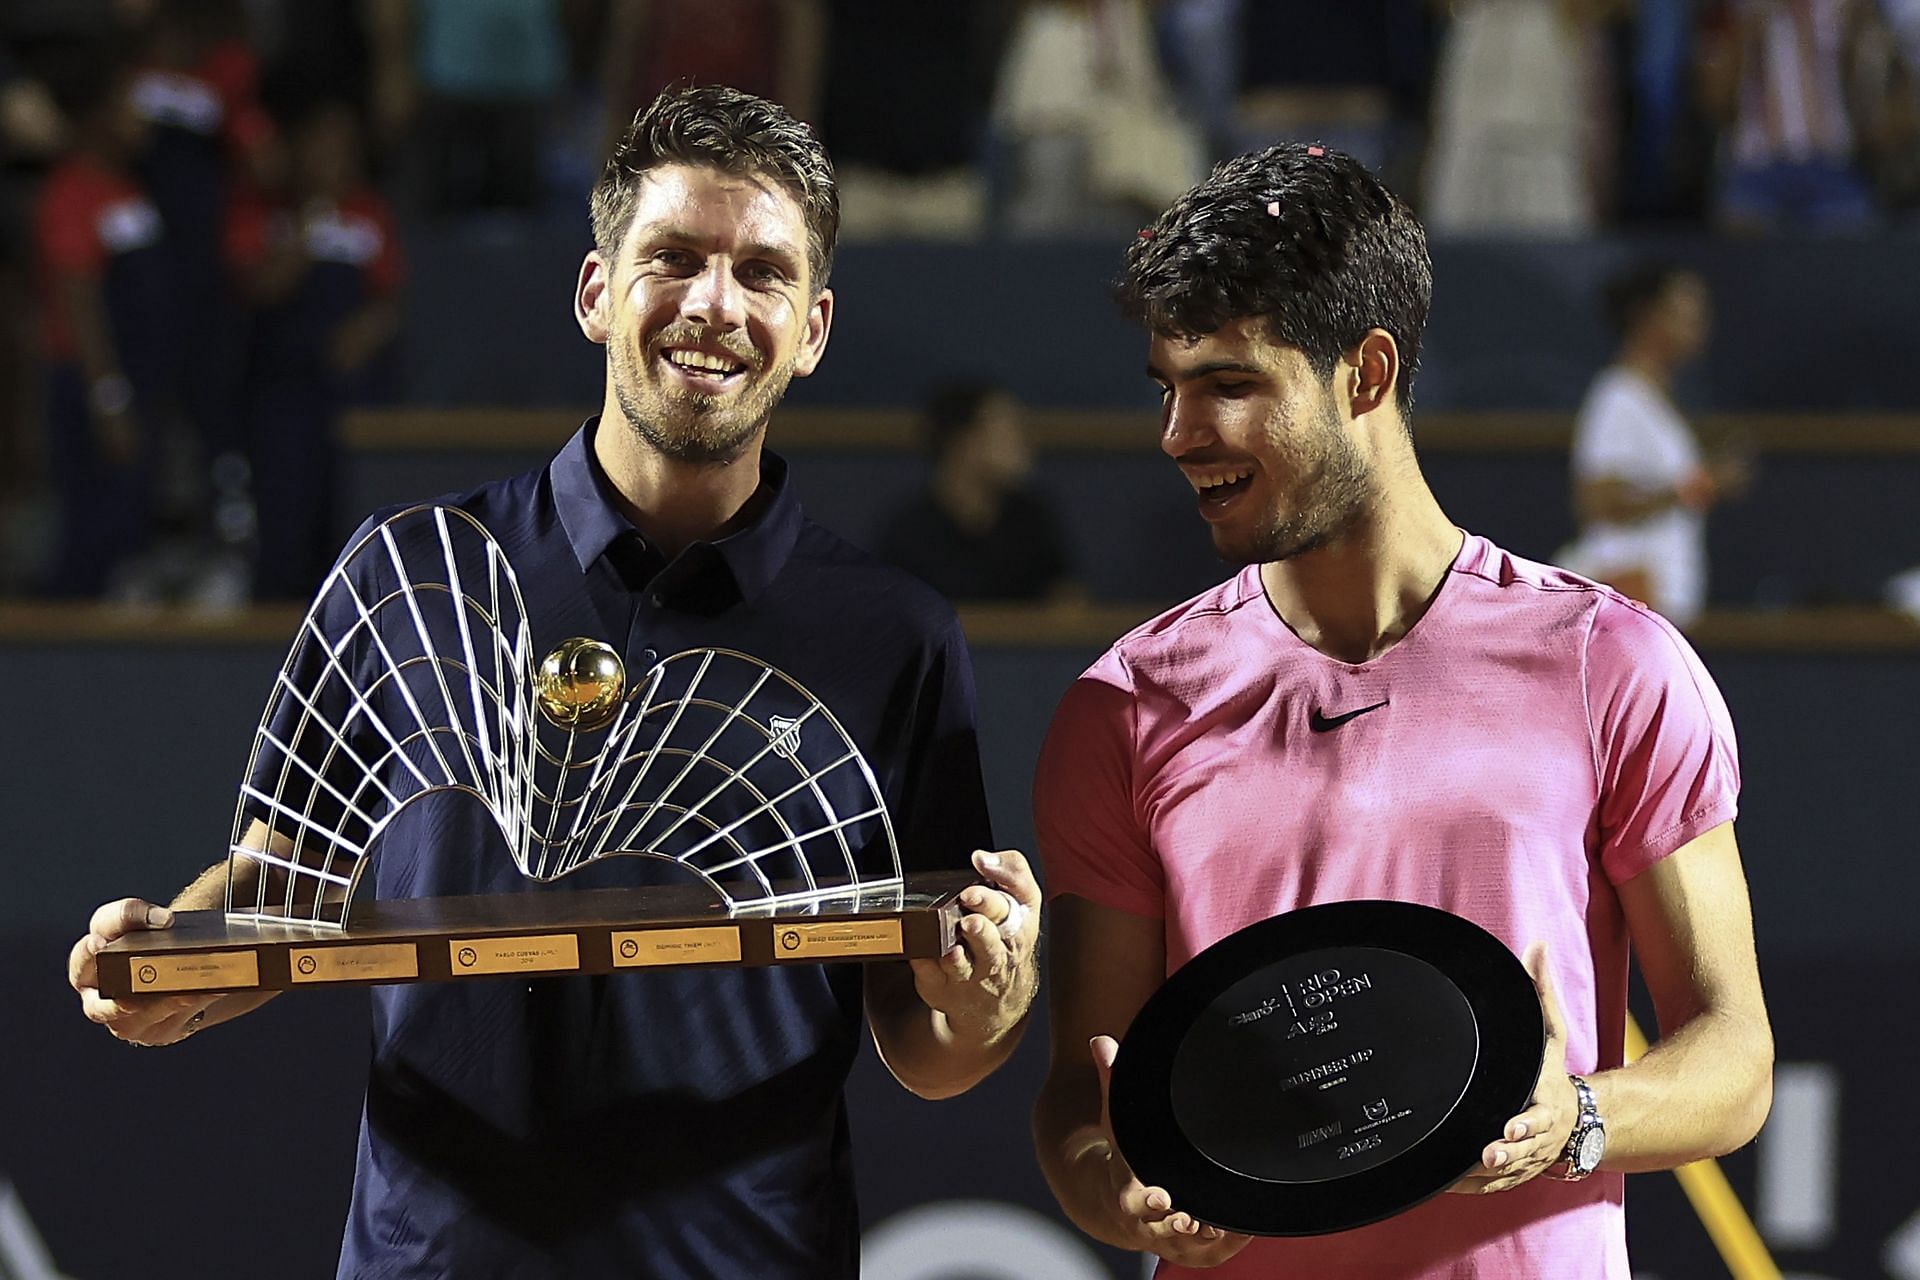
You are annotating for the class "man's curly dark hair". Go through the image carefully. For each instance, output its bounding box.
[1118,143,1432,415]
[591,84,840,293]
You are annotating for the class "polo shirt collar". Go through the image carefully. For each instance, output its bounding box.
[550,418,802,604]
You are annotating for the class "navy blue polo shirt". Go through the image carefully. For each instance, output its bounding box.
[277,421,992,1279]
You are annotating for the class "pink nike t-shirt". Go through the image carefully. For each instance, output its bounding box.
[1034,533,1739,1280]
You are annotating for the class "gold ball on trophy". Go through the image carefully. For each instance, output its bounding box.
[536,637,625,732]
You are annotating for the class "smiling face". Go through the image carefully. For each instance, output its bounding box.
[1150,317,1375,565]
[578,163,832,464]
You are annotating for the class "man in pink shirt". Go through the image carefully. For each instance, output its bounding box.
[1030,143,1774,1279]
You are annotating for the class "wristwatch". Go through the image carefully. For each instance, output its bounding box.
[1552,1074,1606,1180]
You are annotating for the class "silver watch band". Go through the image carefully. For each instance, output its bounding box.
[1555,1073,1602,1180]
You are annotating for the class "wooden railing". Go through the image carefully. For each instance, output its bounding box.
[2,601,1914,653]
[341,407,1920,456]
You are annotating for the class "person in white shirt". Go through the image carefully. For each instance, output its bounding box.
[1560,264,1749,628]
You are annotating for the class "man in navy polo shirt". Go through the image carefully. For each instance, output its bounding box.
[69,85,1042,1279]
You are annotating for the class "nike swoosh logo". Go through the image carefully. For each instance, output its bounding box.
[1309,700,1389,733]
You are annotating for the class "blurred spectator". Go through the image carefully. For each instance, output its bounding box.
[1617,0,1719,220]
[368,0,567,215]
[127,0,273,562]
[824,0,993,239]
[1701,0,1881,231]
[879,383,1074,602]
[0,54,64,159]
[1153,0,1245,164]
[1855,0,1920,215]
[1558,263,1749,628]
[228,100,404,601]
[32,52,174,597]
[1,46,66,590]
[130,0,275,245]
[599,0,821,154]
[247,0,375,138]
[1236,0,1436,188]
[992,0,1203,235]
[1425,0,1622,234]
[1887,563,1920,619]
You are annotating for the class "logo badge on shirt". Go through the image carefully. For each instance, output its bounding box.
[97,198,163,254]
[129,71,224,134]
[1308,700,1389,733]
[303,209,384,266]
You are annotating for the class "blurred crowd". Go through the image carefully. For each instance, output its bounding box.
[1,0,1917,607]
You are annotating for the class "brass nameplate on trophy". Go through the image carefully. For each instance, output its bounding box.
[773,920,904,960]
[612,927,742,967]
[289,943,420,984]
[130,950,261,993]
[92,872,972,997]
[450,934,581,976]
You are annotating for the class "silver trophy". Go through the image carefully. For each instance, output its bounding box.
[96,507,969,997]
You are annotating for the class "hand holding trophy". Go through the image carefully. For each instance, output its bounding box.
[94,505,972,998]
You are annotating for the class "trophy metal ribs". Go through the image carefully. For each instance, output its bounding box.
[95,506,968,997]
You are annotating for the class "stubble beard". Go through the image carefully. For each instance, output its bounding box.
[608,333,798,466]
[1217,401,1374,566]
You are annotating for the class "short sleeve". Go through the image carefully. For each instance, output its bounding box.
[1032,650,1164,916]
[1570,378,1656,480]
[224,190,271,272]
[1585,595,1740,883]
[36,176,104,278]
[363,195,406,296]
[891,609,994,874]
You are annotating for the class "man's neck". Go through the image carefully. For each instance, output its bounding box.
[1617,345,1676,393]
[592,405,768,559]
[1259,463,1462,666]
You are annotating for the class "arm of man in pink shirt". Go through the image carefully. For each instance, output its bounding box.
[1456,597,1772,1192]
[1034,893,1254,1267]
[1455,820,1773,1191]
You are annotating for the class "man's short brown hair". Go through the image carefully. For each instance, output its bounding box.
[591,85,840,292]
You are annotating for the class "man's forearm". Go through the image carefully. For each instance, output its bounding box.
[1034,1085,1143,1251]
[168,858,281,1028]
[868,964,1030,1099]
[169,860,233,911]
[1592,1006,1772,1172]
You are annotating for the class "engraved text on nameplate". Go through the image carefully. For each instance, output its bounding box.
[773,921,904,959]
[611,927,743,967]
[130,950,262,993]
[448,934,581,976]
[289,943,420,984]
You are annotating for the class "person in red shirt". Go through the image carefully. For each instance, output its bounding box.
[34,58,177,596]
[129,0,279,507]
[227,99,404,600]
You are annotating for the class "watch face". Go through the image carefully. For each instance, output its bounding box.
[1577,1127,1607,1171]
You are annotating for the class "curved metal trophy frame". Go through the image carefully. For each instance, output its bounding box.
[94,506,968,997]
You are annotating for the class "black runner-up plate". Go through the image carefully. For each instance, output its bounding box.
[1109,900,1544,1237]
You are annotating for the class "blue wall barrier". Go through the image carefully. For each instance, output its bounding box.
[392,232,1920,412]
[2,622,1911,1276]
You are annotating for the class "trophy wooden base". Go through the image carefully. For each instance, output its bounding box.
[93,871,975,997]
